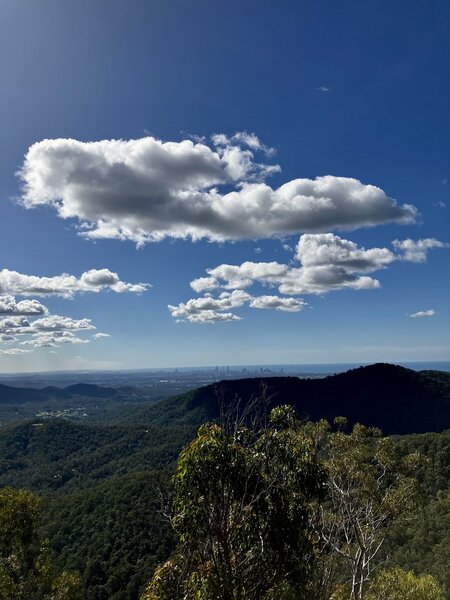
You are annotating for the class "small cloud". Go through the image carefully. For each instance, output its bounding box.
[0,268,150,298]
[392,238,449,262]
[282,244,292,252]
[317,86,331,92]
[249,295,307,312]
[443,178,448,185]
[408,309,437,318]
[433,200,447,209]
[0,347,32,356]
[254,247,263,254]
[93,332,111,339]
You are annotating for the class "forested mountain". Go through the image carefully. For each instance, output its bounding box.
[109,363,450,434]
[1,364,449,494]
[0,363,449,599]
[0,382,117,403]
[0,382,154,424]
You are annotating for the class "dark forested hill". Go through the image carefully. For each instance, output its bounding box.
[0,382,116,403]
[0,381,153,424]
[111,363,450,435]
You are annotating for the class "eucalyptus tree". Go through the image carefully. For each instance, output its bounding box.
[308,418,424,600]
[142,405,325,600]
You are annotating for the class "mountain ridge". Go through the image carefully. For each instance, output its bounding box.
[111,363,450,435]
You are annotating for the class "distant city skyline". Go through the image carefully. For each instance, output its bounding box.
[1,0,449,372]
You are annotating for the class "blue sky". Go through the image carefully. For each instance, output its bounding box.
[1,0,449,372]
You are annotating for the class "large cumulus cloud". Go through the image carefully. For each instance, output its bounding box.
[18,134,416,245]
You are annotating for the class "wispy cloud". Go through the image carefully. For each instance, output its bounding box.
[0,348,31,356]
[408,309,437,318]
[317,86,331,92]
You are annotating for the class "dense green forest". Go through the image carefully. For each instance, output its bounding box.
[0,364,449,599]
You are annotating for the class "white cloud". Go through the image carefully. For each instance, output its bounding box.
[317,86,331,92]
[0,334,16,342]
[0,348,31,356]
[0,268,150,297]
[176,229,450,323]
[392,238,448,262]
[296,233,396,270]
[212,131,276,156]
[29,315,95,332]
[168,290,250,323]
[207,261,289,290]
[277,267,380,295]
[18,135,416,245]
[249,296,307,312]
[197,234,389,296]
[21,330,91,347]
[0,296,98,355]
[187,233,450,300]
[0,296,48,316]
[190,276,219,293]
[0,316,30,333]
[408,309,437,318]
[93,332,111,339]
[168,288,309,323]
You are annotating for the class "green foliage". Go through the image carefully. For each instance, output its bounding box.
[41,472,175,600]
[0,419,195,493]
[0,487,82,600]
[143,408,326,599]
[1,366,449,600]
[366,566,445,600]
[51,571,84,600]
[304,420,424,600]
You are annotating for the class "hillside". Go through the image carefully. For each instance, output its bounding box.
[110,363,450,435]
[1,363,449,599]
[1,364,449,494]
[0,381,152,424]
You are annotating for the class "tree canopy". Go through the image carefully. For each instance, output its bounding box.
[0,487,83,600]
[143,406,326,599]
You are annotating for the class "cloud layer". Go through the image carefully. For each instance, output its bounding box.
[18,134,416,245]
[0,268,150,297]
